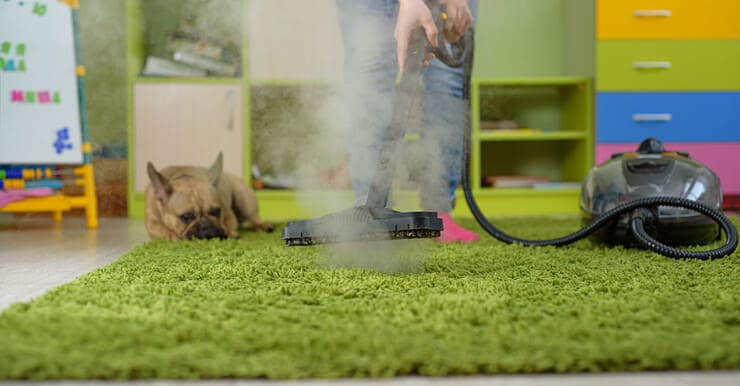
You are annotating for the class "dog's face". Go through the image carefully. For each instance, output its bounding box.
[147,155,230,240]
[157,179,229,240]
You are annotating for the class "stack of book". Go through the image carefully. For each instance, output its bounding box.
[483,175,550,188]
[142,19,239,77]
[482,175,581,189]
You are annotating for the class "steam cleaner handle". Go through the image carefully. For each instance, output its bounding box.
[423,0,472,69]
[401,26,430,76]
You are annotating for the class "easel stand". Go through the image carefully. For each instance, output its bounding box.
[0,0,98,228]
[0,162,98,229]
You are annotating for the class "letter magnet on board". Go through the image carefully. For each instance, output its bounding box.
[53,127,73,155]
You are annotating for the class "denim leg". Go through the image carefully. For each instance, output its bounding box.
[418,1,478,212]
[336,0,478,209]
[418,60,466,212]
[336,0,399,206]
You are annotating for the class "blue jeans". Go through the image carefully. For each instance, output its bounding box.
[336,0,478,212]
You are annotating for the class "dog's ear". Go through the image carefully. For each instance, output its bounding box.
[147,162,172,202]
[208,152,224,187]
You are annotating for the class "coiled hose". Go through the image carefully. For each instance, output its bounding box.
[444,29,738,260]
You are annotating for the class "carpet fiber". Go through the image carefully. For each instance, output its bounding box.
[1,216,739,380]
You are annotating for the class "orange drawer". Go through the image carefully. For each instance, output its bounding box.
[597,0,740,39]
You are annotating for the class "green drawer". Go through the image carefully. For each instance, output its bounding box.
[597,40,740,91]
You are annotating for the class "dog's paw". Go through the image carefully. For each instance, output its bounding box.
[166,233,182,241]
[262,223,275,233]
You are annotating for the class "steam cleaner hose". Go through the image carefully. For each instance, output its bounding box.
[453,31,738,260]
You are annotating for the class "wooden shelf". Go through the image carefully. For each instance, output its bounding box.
[471,76,594,197]
[134,76,241,84]
[479,130,587,142]
[474,76,591,86]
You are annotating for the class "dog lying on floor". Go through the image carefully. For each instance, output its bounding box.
[145,153,274,240]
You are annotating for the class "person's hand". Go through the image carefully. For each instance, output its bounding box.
[440,0,473,43]
[395,0,438,73]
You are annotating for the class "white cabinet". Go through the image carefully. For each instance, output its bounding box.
[132,82,243,192]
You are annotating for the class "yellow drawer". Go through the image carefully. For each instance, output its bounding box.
[597,0,740,39]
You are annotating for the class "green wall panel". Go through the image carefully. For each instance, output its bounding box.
[474,0,563,78]
[79,0,127,148]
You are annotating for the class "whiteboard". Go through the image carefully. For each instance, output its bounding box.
[0,0,83,164]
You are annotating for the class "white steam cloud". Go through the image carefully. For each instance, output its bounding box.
[248,0,457,271]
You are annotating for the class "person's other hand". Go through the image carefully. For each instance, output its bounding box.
[440,0,472,43]
[395,0,438,73]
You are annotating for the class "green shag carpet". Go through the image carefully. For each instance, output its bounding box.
[1,216,739,380]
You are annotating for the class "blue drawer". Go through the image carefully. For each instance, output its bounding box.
[597,92,740,143]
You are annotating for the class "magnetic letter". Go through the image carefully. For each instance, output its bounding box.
[11,90,24,102]
[32,3,47,16]
[3,59,15,72]
[38,91,51,103]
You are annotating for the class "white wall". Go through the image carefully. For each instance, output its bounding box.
[249,0,344,83]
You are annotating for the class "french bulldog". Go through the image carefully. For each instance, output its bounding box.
[145,153,274,240]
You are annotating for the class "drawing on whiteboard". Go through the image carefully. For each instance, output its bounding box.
[1,0,50,16]
[32,2,46,16]
[53,127,73,155]
[1,0,84,164]
[0,41,27,72]
[1,41,26,55]
[0,0,98,229]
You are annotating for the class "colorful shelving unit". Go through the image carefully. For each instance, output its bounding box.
[452,76,593,217]
[449,0,595,217]
[595,0,740,207]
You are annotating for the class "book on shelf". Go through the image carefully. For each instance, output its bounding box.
[168,37,224,62]
[141,18,240,78]
[141,56,207,77]
[480,121,545,135]
[488,128,544,135]
[172,51,237,77]
[480,120,518,130]
[532,182,582,190]
[482,175,550,188]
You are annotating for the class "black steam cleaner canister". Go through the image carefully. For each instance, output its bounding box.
[579,138,723,246]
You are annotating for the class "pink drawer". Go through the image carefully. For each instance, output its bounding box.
[596,143,740,194]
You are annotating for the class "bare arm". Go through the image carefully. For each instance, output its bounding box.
[395,0,438,72]
[394,0,473,72]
